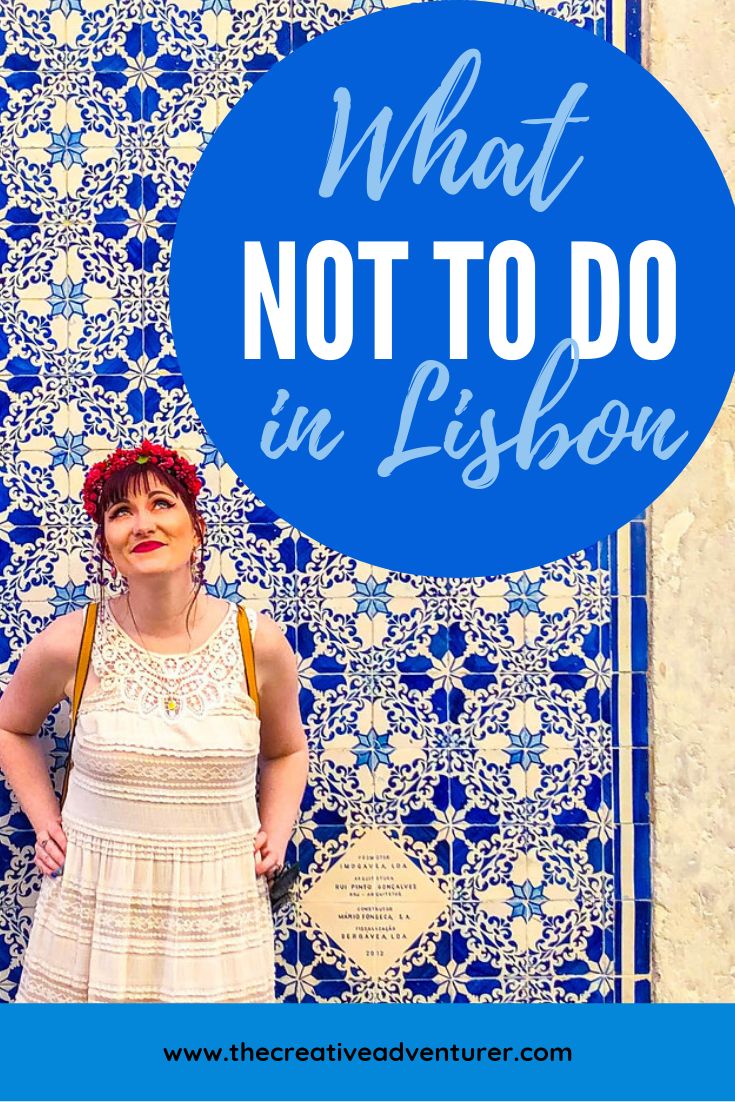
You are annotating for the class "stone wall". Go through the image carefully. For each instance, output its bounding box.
[649,0,735,1002]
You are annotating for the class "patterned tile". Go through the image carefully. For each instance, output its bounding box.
[141,0,293,70]
[0,0,649,1003]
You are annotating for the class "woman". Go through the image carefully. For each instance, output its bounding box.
[0,440,308,1002]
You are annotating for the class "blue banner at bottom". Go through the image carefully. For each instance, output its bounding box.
[4,1004,732,1100]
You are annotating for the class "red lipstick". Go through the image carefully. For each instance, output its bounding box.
[132,541,165,553]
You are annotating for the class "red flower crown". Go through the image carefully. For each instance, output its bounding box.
[82,440,203,520]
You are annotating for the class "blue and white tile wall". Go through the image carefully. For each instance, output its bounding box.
[0,0,649,1003]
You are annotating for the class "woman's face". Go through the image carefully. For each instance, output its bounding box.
[102,472,201,581]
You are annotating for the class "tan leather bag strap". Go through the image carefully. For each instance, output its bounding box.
[237,605,260,718]
[60,601,98,810]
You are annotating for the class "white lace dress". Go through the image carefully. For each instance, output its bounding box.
[16,602,275,1003]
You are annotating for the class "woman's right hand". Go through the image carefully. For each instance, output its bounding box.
[34,816,67,877]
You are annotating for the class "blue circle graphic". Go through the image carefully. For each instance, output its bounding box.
[170,2,735,576]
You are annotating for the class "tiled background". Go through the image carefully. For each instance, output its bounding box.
[0,0,649,1003]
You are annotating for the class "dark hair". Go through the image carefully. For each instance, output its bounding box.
[94,462,206,637]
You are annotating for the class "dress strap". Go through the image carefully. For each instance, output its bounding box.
[237,605,260,718]
[60,601,99,809]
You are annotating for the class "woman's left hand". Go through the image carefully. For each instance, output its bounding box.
[253,829,282,879]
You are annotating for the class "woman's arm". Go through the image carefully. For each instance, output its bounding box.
[252,614,308,875]
[0,610,83,873]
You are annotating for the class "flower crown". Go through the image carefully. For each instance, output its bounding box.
[82,439,203,520]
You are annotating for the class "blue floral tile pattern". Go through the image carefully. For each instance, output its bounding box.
[0,0,649,1003]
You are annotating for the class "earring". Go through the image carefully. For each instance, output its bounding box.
[96,561,108,621]
[191,545,205,585]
